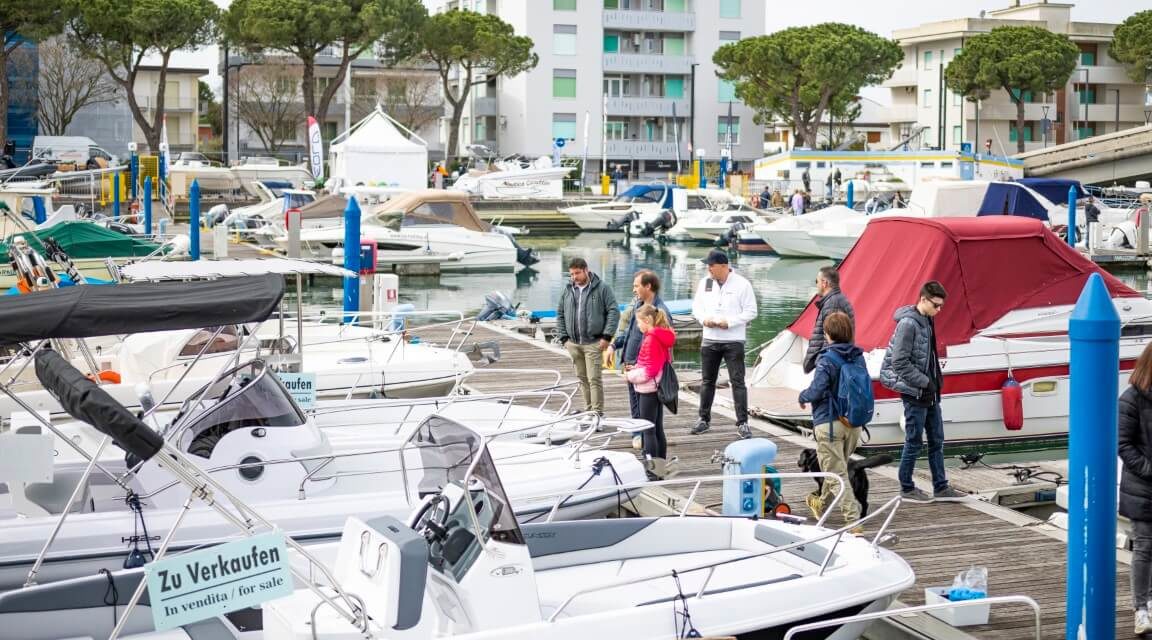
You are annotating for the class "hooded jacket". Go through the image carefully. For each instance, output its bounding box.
[798,342,865,428]
[556,272,619,345]
[1119,385,1152,521]
[803,288,855,374]
[878,305,939,401]
[626,326,676,394]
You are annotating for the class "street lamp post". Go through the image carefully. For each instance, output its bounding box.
[1042,105,1050,148]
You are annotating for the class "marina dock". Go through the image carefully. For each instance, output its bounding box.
[414,321,1140,639]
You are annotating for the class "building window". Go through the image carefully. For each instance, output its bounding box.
[952,91,961,107]
[717,116,740,145]
[605,119,627,140]
[866,131,882,144]
[953,47,962,59]
[920,128,932,148]
[719,31,741,42]
[1009,88,1035,103]
[922,88,932,108]
[553,69,577,98]
[553,25,577,55]
[603,0,617,7]
[1075,84,1096,104]
[603,34,619,53]
[603,75,631,97]
[665,76,684,99]
[553,113,577,140]
[315,77,331,95]
[719,0,740,18]
[554,0,577,9]
[475,119,486,142]
[351,77,375,98]
[1008,122,1035,142]
[952,125,962,144]
[664,33,685,56]
[665,0,685,10]
[924,50,933,69]
[718,79,736,102]
[1080,51,1096,66]
[1077,125,1095,139]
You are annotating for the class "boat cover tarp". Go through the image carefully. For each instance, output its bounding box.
[0,274,284,345]
[1016,178,1087,206]
[386,190,491,232]
[976,183,1049,220]
[787,217,1138,354]
[34,349,163,461]
[0,221,160,262]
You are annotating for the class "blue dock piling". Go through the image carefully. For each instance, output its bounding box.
[189,179,201,261]
[143,176,153,237]
[1066,272,1119,640]
[130,153,139,201]
[847,181,855,209]
[32,196,46,225]
[1067,185,1077,247]
[343,196,362,322]
[112,169,121,219]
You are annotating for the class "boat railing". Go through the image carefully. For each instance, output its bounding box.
[781,595,1042,640]
[513,471,907,621]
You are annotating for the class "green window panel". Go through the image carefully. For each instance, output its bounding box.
[553,115,577,139]
[665,0,685,10]
[665,77,684,99]
[554,0,576,8]
[553,77,577,98]
[603,0,618,8]
[664,34,685,55]
[603,35,619,53]
[1080,51,1095,66]
[719,0,740,18]
[718,79,736,102]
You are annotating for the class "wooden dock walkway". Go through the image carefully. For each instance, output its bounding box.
[411,321,1138,640]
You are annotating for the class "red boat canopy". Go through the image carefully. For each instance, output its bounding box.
[788,217,1139,354]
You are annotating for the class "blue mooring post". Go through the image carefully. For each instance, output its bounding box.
[112,169,121,219]
[130,153,139,201]
[1067,185,1078,247]
[143,176,153,237]
[847,181,855,209]
[343,196,362,323]
[189,179,201,261]
[31,197,46,225]
[718,157,728,189]
[1066,272,1119,640]
[698,159,706,189]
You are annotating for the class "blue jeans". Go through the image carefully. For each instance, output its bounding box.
[897,401,948,493]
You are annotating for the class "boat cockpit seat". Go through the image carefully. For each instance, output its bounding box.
[21,469,95,516]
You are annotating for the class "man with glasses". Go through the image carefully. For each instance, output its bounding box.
[879,280,967,503]
[803,266,854,374]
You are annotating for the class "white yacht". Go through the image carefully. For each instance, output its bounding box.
[559,184,670,231]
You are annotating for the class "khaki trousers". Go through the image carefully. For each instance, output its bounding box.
[814,421,862,523]
[565,341,605,413]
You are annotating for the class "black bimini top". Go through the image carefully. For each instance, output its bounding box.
[0,274,284,345]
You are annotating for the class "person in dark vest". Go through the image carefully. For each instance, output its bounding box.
[1119,341,1152,635]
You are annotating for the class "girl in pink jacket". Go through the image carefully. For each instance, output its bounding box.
[626,304,676,477]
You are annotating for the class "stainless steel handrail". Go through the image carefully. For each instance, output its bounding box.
[781,595,1043,640]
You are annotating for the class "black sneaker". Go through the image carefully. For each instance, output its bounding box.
[690,419,711,435]
[736,422,752,439]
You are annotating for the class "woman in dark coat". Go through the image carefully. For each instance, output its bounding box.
[1120,341,1152,635]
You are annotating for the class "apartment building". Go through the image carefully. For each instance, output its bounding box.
[430,0,764,179]
[224,51,444,163]
[885,1,1149,156]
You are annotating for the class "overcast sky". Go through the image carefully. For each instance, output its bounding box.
[175,0,1148,95]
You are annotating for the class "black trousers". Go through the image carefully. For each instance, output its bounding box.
[637,391,667,459]
[698,341,748,423]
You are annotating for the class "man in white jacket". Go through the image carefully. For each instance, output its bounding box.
[691,249,758,438]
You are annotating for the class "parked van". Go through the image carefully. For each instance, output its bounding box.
[30,136,119,167]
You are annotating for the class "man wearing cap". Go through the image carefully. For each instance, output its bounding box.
[691,249,758,438]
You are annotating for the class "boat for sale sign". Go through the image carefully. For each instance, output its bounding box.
[145,531,292,631]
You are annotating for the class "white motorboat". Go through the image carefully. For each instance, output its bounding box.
[752,205,864,258]
[0,403,914,640]
[169,152,240,192]
[207,181,315,232]
[749,215,1152,449]
[559,184,670,231]
[0,355,646,590]
[282,190,538,271]
[628,189,765,241]
[0,275,478,420]
[450,146,576,200]
[231,157,315,196]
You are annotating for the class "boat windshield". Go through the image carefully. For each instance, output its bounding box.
[165,360,306,444]
[614,186,664,205]
[408,415,523,545]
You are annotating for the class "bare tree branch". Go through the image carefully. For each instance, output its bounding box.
[378,75,440,136]
[234,63,305,154]
[36,37,122,136]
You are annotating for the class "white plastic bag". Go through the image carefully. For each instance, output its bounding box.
[947,565,988,601]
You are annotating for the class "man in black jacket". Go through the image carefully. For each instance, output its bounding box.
[803,266,854,374]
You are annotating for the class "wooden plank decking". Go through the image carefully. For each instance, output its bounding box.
[410,321,1138,640]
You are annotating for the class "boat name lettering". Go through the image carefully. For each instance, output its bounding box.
[523,531,556,539]
[490,564,524,577]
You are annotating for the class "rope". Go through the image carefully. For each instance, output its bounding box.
[671,569,702,638]
[519,456,639,524]
[124,493,155,568]
[100,568,118,628]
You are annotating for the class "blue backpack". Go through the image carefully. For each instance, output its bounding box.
[823,350,875,429]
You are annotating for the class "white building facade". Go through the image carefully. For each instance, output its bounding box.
[430,0,765,180]
[885,1,1150,156]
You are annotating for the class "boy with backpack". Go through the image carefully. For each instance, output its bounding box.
[798,311,870,531]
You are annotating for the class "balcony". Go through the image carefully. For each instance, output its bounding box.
[473,96,499,117]
[1076,65,1140,86]
[974,102,1056,121]
[603,53,694,75]
[602,9,695,32]
[882,66,917,88]
[134,96,199,112]
[605,140,681,158]
[1082,103,1151,123]
[887,104,918,122]
[605,96,689,117]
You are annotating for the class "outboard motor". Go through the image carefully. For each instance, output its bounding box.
[207,204,229,227]
[512,239,539,267]
[606,211,636,231]
[650,209,677,234]
[716,221,748,247]
[477,290,517,321]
